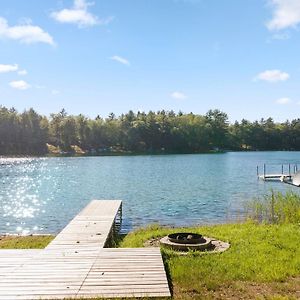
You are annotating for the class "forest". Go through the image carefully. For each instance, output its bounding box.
[1,105,300,155]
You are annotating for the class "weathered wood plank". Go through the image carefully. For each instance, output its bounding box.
[46,200,121,250]
[0,200,170,299]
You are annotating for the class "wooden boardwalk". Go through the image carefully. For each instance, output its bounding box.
[0,200,170,299]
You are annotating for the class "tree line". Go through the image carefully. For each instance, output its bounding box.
[1,105,300,155]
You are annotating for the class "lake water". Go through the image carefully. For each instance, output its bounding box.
[0,152,299,235]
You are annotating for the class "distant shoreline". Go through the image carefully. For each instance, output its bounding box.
[2,149,300,159]
[0,149,227,158]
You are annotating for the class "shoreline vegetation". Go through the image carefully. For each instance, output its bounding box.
[2,106,300,156]
[0,148,226,158]
[1,192,300,299]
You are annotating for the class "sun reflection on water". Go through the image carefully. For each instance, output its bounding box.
[1,154,300,235]
[0,157,53,234]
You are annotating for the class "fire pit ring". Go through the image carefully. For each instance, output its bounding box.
[160,232,212,251]
[167,232,205,244]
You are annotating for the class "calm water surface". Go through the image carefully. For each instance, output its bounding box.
[0,152,299,234]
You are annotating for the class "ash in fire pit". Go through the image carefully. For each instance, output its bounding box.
[168,233,205,244]
[160,232,212,251]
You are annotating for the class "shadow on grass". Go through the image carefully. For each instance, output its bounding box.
[161,250,174,297]
[110,233,127,247]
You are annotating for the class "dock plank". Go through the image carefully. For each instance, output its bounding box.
[0,200,170,299]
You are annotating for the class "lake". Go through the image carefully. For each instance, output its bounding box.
[0,152,299,235]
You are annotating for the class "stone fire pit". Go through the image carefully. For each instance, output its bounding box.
[159,232,230,253]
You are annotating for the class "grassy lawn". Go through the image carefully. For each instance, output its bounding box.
[119,222,300,299]
[0,235,54,249]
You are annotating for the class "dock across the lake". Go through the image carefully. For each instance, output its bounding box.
[257,163,298,182]
[258,174,292,181]
[0,200,171,299]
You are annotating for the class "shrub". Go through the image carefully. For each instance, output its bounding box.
[246,191,300,224]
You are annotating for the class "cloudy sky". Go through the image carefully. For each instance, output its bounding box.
[0,0,300,121]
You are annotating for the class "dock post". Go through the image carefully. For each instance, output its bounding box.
[263,164,266,179]
[281,164,284,175]
[289,164,291,176]
[256,165,259,177]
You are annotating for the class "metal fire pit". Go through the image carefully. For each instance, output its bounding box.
[167,233,205,244]
[160,232,212,251]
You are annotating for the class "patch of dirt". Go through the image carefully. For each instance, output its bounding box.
[144,237,161,247]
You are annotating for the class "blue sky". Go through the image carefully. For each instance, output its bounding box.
[0,0,300,122]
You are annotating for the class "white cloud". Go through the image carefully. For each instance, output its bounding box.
[0,64,18,73]
[110,55,130,66]
[100,16,115,25]
[0,64,28,76]
[18,69,27,76]
[51,0,113,28]
[170,91,187,100]
[0,17,54,45]
[276,97,291,104]
[271,32,290,40]
[254,69,289,82]
[51,89,60,95]
[9,80,31,90]
[267,0,300,30]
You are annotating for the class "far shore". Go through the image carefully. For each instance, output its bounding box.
[2,149,300,159]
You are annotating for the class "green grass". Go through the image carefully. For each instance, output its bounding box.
[119,222,300,299]
[0,235,54,249]
[246,191,300,224]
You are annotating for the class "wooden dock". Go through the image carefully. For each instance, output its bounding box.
[0,200,171,299]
